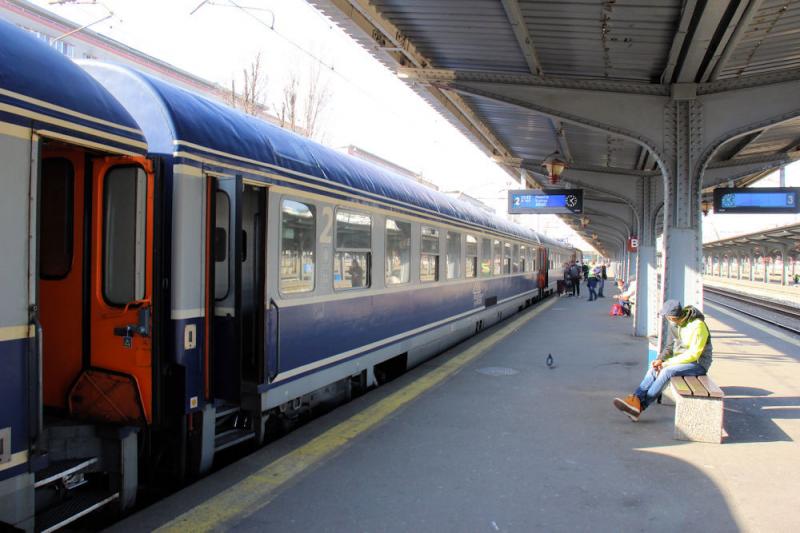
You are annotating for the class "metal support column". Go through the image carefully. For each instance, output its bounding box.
[780,247,788,286]
[736,252,742,280]
[627,250,636,281]
[634,177,657,337]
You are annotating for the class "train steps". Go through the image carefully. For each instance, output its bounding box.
[214,404,256,453]
[35,490,119,533]
[34,457,98,489]
[33,456,118,532]
[214,428,256,452]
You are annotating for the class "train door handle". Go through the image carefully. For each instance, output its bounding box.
[113,306,151,338]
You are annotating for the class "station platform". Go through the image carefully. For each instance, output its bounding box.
[112,294,800,533]
[705,276,800,307]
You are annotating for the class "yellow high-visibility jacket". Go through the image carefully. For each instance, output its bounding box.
[661,307,713,370]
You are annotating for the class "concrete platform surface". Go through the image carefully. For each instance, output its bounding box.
[111,294,800,533]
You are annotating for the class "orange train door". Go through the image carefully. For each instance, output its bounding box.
[537,247,548,291]
[39,149,86,409]
[68,156,155,424]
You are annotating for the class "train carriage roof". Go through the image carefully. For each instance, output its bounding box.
[0,20,145,153]
[82,61,568,247]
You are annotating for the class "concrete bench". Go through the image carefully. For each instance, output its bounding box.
[664,375,724,443]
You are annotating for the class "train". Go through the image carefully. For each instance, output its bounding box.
[0,20,575,531]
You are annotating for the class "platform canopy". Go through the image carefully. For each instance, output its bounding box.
[309,1,800,251]
[705,222,800,259]
[311,0,800,335]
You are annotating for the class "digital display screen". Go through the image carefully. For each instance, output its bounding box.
[713,187,800,214]
[513,194,567,209]
[508,188,582,214]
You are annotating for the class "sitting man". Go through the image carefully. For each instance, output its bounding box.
[613,299,713,421]
[615,279,636,316]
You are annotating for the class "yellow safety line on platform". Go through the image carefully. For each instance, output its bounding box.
[156,297,557,532]
[705,301,800,348]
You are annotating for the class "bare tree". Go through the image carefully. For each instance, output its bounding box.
[228,52,331,140]
[228,52,267,115]
[275,64,330,141]
[226,78,237,108]
[303,62,331,141]
[276,70,300,133]
[242,52,265,115]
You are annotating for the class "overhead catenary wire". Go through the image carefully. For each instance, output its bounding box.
[194,0,451,134]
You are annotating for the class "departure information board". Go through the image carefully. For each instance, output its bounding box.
[508,189,583,214]
[713,187,800,214]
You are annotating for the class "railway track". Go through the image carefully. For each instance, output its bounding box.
[704,285,800,335]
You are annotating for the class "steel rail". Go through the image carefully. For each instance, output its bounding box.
[704,286,800,335]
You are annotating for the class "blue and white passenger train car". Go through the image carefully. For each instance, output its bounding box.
[0,20,574,530]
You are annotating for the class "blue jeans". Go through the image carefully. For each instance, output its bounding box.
[598,278,605,297]
[634,363,706,409]
[587,279,597,300]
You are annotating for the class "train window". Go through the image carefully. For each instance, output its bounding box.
[386,218,411,285]
[512,244,520,273]
[493,240,502,276]
[445,231,461,280]
[280,199,316,294]
[504,243,512,274]
[103,165,146,305]
[334,209,371,290]
[215,191,230,300]
[40,158,74,279]
[519,245,526,273]
[214,229,227,262]
[465,234,478,279]
[529,248,535,272]
[420,226,440,283]
[480,238,492,277]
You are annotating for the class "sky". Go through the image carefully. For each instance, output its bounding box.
[28,0,593,250]
[26,0,798,253]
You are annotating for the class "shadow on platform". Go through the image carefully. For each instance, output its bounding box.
[723,386,799,444]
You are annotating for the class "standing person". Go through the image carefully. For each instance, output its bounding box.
[598,263,607,298]
[561,263,572,296]
[581,262,590,292]
[348,258,364,288]
[568,261,581,297]
[613,300,713,421]
[587,263,598,301]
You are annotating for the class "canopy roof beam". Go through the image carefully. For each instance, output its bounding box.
[499,0,573,164]
[325,0,517,166]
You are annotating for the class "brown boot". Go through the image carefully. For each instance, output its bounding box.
[613,395,642,421]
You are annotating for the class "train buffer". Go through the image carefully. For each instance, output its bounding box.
[110,294,800,533]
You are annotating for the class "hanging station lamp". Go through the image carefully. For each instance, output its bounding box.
[541,152,568,185]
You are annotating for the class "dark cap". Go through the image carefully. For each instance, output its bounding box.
[660,299,682,317]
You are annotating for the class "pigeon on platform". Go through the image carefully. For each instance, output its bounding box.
[546,353,555,369]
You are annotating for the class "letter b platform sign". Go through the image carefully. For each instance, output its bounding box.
[627,237,639,253]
